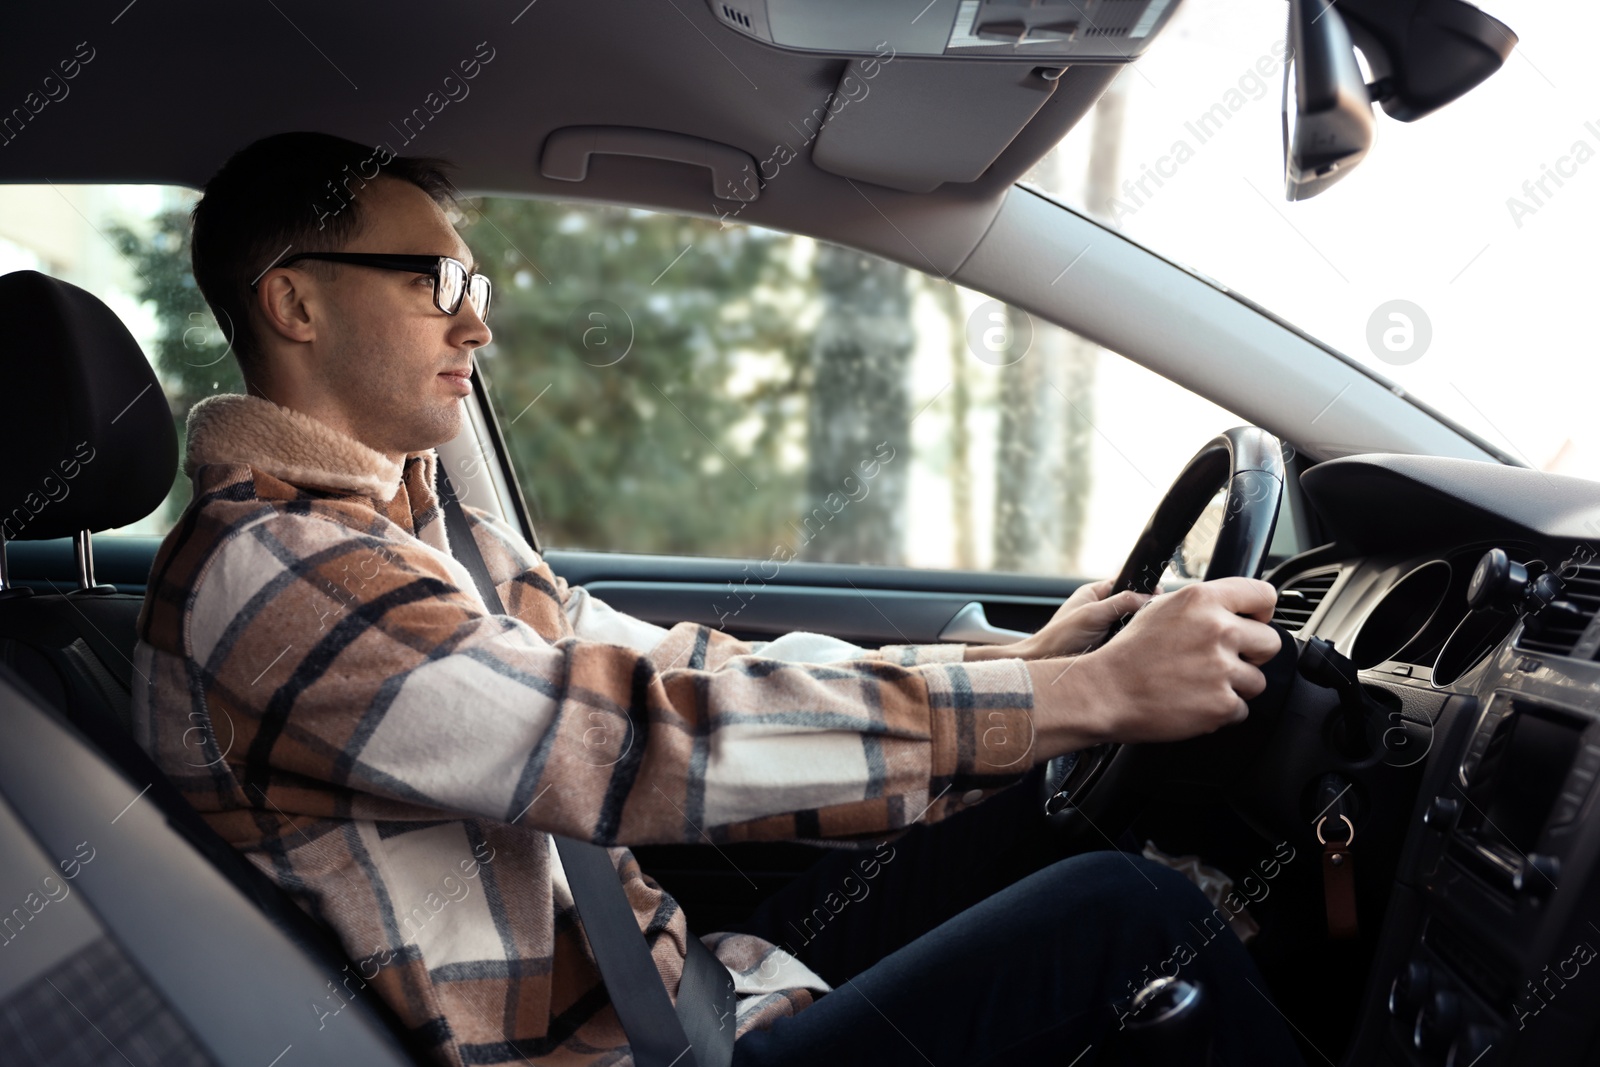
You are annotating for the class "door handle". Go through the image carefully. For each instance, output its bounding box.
[938,602,1033,645]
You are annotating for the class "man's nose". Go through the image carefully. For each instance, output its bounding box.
[454,302,491,349]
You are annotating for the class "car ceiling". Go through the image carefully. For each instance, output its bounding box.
[1,1,1119,273]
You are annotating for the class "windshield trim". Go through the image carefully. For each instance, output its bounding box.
[1012,182,1524,469]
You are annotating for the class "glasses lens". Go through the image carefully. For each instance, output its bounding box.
[436,258,467,314]
[467,274,492,323]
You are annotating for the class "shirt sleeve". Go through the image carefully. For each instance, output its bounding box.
[190,509,1037,849]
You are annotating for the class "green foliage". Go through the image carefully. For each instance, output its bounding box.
[457,198,820,558]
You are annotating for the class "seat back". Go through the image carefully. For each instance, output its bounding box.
[0,597,438,1064]
[0,662,427,1066]
[0,591,143,732]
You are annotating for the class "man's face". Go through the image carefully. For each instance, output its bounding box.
[282,176,491,459]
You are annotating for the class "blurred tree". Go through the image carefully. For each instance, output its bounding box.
[930,280,976,570]
[109,207,241,526]
[993,303,1059,573]
[799,244,913,566]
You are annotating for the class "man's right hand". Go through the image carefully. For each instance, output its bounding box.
[1025,577,1282,760]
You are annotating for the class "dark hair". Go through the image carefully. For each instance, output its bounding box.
[190,131,456,380]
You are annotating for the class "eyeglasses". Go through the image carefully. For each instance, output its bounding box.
[254,252,492,323]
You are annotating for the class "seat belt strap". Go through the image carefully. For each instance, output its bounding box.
[436,467,736,1067]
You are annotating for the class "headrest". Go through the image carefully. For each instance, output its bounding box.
[0,270,177,541]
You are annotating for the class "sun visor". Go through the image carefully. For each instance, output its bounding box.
[807,59,1057,193]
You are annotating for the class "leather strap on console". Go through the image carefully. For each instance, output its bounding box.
[1321,831,1358,939]
[438,468,736,1067]
[1316,773,1359,941]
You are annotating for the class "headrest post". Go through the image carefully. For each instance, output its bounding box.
[0,532,30,599]
[74,530,96,591]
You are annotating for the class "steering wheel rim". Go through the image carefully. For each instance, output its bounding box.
[1041,426,1286,824]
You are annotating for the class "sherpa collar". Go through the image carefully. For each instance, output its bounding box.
[184,393,436,506]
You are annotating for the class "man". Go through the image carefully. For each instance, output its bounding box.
[132,132,1303,1067]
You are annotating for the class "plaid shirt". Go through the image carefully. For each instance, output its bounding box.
[131,393,1036,1066]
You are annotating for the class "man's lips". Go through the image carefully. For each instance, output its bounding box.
[438,368,472,379]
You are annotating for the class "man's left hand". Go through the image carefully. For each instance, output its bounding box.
[962,578,1159,662]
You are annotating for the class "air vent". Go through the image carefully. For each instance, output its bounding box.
[1272,569,1340,631]
[720,3,751,28]
[1517,564,1600,658]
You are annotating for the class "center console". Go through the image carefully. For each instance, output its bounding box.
[1354,650,1600,1066]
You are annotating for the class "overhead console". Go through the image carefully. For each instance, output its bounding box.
[699,0,1179,193]
[704,0,1179,60]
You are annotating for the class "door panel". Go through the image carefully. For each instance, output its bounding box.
[545,549,1083,645]
[7,541,1087,646]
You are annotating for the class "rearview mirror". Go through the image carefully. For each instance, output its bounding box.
[1283,0,1376,201]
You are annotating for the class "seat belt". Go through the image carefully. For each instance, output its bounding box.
[436,468,736,1067]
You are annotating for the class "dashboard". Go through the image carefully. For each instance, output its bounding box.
[1269,454,1600,1066]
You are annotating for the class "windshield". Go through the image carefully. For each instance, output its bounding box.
[1024,0,1597,481]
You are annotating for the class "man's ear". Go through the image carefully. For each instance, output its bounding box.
[255,271,319,346]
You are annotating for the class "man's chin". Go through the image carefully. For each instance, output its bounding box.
[394,405,464,456]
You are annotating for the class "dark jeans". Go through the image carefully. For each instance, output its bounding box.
[726,776,1307,1067]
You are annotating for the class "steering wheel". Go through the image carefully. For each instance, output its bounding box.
[1039,426,1290,829]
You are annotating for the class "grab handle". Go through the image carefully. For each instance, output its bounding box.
[540,126,760,202]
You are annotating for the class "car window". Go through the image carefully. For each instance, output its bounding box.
[0,183,235,535]
[460,198,1265,578]
[0,184,1285,577]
